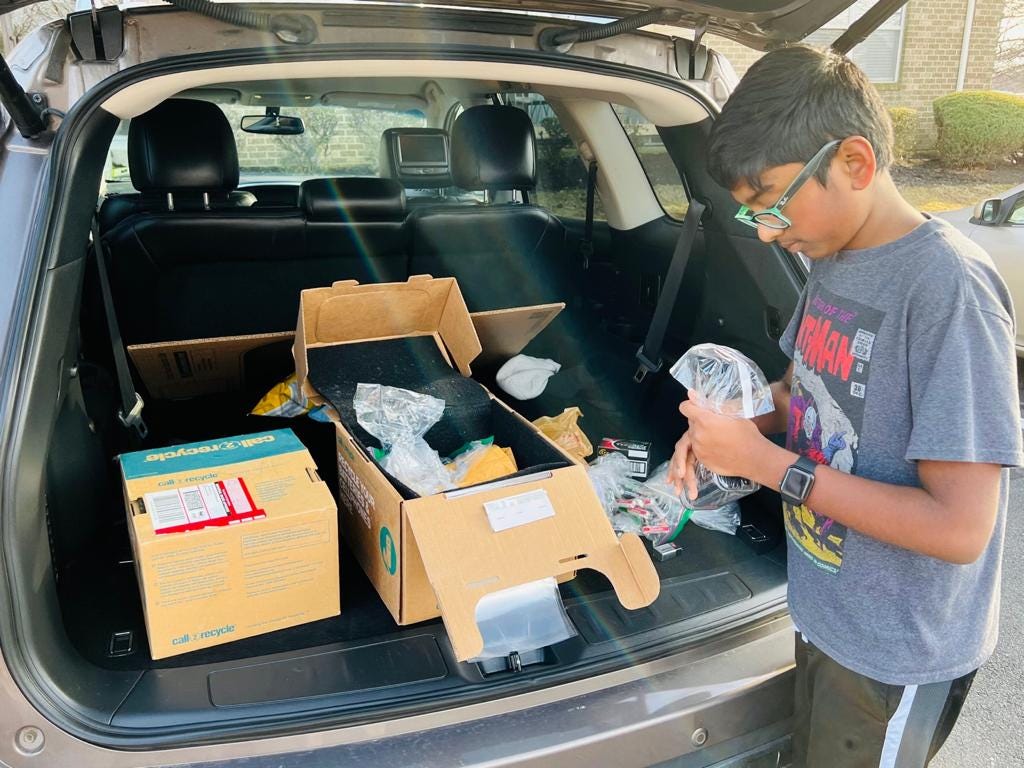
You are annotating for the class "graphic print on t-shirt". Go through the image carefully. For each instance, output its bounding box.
[785,285,885,574]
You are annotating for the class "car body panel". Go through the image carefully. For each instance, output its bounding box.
[939,185,1024,355]
[2,0,870,50]
[0,617,794,766]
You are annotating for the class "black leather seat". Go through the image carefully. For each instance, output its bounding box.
[98,99,308,344]
[300,177,409,284]
[98,99,257,233]
[405,106,571,311]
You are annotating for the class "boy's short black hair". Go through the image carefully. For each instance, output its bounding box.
[707,44,894,193]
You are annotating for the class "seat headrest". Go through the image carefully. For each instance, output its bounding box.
[128,99,239,192]
[451,105,536,192]
[300,177,407,222]
[379,128,453,189]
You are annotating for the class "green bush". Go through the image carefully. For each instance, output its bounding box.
[888,107,918,162]
[933,91,1024,167]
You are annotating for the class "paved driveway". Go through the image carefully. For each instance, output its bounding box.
[931,469,1024,767]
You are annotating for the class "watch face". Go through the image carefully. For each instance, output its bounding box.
[781,467,813,502]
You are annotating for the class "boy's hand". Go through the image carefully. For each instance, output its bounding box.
[678,397,770,481]
[667,430,698,500]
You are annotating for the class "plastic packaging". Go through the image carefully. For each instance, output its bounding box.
[692,500,741,535]
[353,383,451,496]
[250,373,333,421]
[670,344,775,418]
[669,344,774,509]
[446,438,518,488]
[587,453,689,545]
[533,407,594,461]
[647,462,741,535]
[471,576,577,660]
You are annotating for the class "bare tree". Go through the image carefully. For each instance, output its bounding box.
[273,107,342,175]
[1,1,75,57]
[994,0,1024,92]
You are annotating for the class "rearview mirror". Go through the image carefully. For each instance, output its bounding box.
[972,198,1001,224]
[241,112,304,135]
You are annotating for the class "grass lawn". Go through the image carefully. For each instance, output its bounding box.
[892,159,1021,213]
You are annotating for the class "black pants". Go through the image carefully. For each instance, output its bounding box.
[792,633,976,768]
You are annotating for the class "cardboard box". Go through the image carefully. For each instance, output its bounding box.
[119,429,339,659]
[127,332,294,400]
[127,303,562,401]
[470,303,563,367]
[294,276,660,662]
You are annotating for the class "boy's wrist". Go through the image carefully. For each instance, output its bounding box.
[751,441,798,491]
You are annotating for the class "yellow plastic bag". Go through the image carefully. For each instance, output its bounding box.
[533,407,593,461]
[456,444,518,487]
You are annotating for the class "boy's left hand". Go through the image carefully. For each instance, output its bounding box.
[679,397,769,480]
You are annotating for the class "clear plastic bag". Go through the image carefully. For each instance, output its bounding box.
[669,344,774,510]
[587,453,688,545]
[647,462,740,535]
[693,501,741,535]
[353,383,451,496]
[670,343,774,418]
[471,577,578,660]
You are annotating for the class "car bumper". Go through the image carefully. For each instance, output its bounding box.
[0,617,794,767]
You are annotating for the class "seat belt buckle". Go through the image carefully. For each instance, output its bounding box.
[579,240,594,271]
[634,347,662,383]
[118,392,148,439]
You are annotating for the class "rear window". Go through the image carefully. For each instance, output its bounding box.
[103,101,427,192]
[612,105,688,219]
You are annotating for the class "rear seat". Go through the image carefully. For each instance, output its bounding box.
[405,105,571,312]
[300,176,408,284]
[98,100,306,344]
[96,100,412,346]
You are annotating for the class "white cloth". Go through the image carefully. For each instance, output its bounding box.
[496,355,561,401]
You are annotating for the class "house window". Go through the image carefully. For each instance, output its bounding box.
[803,1,907,83]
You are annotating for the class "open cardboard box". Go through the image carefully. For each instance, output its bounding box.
[294,275,660,662]
[126,307,563,401]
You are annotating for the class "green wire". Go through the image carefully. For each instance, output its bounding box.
[665,507,694,543]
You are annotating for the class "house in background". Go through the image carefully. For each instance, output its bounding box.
[705,0,1008,147]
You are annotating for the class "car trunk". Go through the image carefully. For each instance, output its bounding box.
[37,221,791,735]
[0,14,802,741]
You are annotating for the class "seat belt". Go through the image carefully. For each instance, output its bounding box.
[91,217,148,440]
[579,160,598,270]
[634,198,706,383]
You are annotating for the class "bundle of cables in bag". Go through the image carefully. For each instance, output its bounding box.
[669,343,775,509]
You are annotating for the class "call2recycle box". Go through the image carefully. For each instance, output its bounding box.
[119,430,339,659]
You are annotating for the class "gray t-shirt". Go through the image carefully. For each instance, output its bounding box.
[779,216,1023,686]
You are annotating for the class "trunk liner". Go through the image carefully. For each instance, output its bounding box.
[57,510,779,673]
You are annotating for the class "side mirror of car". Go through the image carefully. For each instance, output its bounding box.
[972,198,1001,225]
[241,109,305,135]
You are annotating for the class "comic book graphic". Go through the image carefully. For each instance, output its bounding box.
[784,285,885,575]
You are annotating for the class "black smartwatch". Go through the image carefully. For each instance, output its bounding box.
[779,456,818,507]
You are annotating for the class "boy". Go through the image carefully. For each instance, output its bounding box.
[667,45,1022,767]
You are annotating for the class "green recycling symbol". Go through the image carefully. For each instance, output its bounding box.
[379,527,397,575]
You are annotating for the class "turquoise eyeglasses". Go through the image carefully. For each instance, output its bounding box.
[735,139,843,230]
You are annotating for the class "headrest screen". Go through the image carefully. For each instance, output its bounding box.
[397,134,447,166]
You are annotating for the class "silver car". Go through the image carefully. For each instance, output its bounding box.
[941,184,1024,356]
[0,2,906,765]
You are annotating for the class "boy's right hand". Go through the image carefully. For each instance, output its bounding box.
[667,430,698,501]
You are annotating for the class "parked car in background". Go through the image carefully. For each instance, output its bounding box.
[940,183,1024,356]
